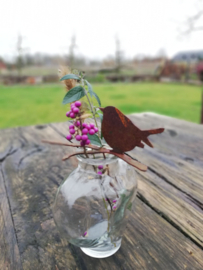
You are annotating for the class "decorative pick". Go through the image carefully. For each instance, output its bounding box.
[100,106,164,154]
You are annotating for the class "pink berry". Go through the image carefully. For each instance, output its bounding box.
[74,120,80,127]
[112,199,117,203]
[83,231,87,237]
[75,135,82,141]
[66,111,70,117]
[86,124,91,130]
[80,140,86,146]
[82,135,88,141]
[90,123,95,128]
[97,171,102,175]
[89,129,95,135]
[70,129,75,135]
[71,103,75,107]
[71,106,76,112]
[86,139,90,145]
[98,165,103,170]
[94,127,98,133]
[82,123,87,128]
[66,134,72,140]
[69,124,74,129]
[73,107,79,114]
[82,128,88,134]
[113,205,117,210]
[70,112,75,119]
[75,101,82,107]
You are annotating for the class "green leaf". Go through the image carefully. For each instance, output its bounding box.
[85,80,94,97]
[85,80,101,107]
[87,134,102,146]
[62,86,85,104]
[92,92,101,107]
[60,74,80,81]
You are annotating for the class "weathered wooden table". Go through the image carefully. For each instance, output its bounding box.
[0,113,203,270]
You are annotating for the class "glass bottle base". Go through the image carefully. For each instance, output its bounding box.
[80,243,121,258]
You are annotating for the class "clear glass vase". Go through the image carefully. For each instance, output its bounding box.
[53,153,137,258]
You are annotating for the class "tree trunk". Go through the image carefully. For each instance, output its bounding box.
[201,89,203,124]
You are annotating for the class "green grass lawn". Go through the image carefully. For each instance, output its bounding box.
[0,82,201,129]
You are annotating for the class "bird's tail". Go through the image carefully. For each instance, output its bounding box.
[141,128,164,148]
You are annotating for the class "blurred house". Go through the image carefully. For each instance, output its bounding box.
[172,50,203,63]
[101,57,166,82]
[158,60,186,80]
[131,57,165,76]
[170,50,203,82]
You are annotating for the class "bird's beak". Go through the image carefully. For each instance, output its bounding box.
[99,107,104,112]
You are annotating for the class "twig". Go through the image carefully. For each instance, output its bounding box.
[110,182,119,198]
[42,140,100,150]
[62,151,103,161]
[42,139,148,171]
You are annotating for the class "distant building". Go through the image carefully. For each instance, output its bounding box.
[0,60,6,70]
[172,50,203,63]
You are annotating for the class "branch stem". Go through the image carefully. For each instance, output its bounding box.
[82,79,102,144]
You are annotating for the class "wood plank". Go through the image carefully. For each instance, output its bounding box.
[0,167,22,270]
[134,148,203,202]
[0,124,78,270]
[129,113,203,163]
[0,128,23,269]
[125,114,203,247]
[137,170,203,247]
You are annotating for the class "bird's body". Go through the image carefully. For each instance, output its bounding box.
[100,106,164,154]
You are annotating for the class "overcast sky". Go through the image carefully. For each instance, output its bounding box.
[1,0,203,60]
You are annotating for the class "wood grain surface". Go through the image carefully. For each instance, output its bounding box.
[0,113,203,270]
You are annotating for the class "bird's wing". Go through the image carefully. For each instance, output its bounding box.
[115,108,131,128]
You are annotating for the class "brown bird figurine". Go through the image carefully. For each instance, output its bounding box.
[100,106,164,154]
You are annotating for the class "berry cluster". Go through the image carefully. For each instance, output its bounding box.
[66,100,99,146]
[66,100,82,119]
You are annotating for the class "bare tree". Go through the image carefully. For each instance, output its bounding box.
[182,11,203,35]
[179,0,203,36]
[16,34,25,76]
[68,35,77,68]
[115,36,123,74]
